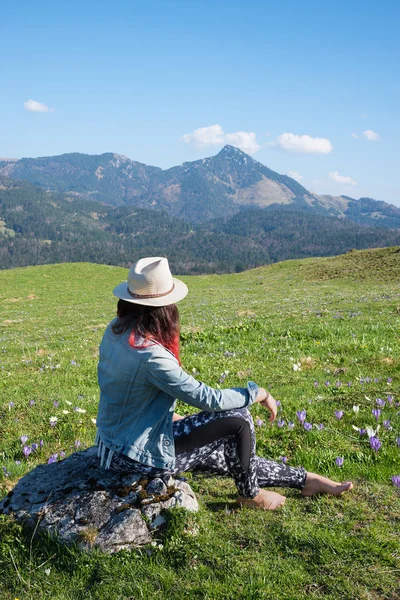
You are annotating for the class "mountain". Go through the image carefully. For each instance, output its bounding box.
[1,146,400,228]
[1,176,400,273]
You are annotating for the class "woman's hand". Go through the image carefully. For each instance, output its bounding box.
[172,412,185,422]
[255,388,278,422]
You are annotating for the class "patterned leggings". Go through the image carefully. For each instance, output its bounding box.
[110,408,307,499]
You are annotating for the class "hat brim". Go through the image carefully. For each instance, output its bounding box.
[112,277,188,306]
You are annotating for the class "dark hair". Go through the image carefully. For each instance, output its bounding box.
[112,299,180,349]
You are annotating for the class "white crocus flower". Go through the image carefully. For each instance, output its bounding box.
[353,405,360,414]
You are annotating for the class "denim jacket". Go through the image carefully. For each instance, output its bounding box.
[95,319,259,470]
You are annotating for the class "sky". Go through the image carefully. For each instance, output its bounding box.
[1,0,400,205]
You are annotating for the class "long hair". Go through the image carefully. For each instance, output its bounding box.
[112,300,181,363]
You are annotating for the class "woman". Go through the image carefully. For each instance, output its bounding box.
[95,257,353,510]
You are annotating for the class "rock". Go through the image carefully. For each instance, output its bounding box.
[0,447,198,553]
[146,478,167,496]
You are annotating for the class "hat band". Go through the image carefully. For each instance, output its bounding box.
[127,283,175,299]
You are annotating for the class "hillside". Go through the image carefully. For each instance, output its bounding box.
[1,146,400,227]
[0,248,399,599]
[2,176,400,273]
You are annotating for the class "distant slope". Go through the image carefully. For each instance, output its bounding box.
[1,176,400,273]
[2,146,400,228]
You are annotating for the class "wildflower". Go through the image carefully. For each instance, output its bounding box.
[369,436,381,452]
[29,399,35,406]
[8,402,14,409]
[366,426,379,438]
[335,457,344,467]
[317,423,325,430]
[335,381,342,387]
[75,440,81,448]
[60,451,66,458]
[293,363,301,371]
[396,438,400,448]
[20,435,28,444]
[296,410,306,424]
[23,446,32,458]
[383,420,391,430]
[40,439,44,448]
[287,421,295,430]
[324,381,330,386]
[15,460,21,465]
[335,410,344,420]
[313,381,319,387]
[91,418,97,425]
[74,407,87,413]
[70,360,77,366]
[353,405,359,414]
[347,381,352,387]
[387,378,392,383]
[392,475,400,488]
[303,422,312,431]
[387,395,393,404]
[376,398,385,407]
[47,454,58,464]
[53,401,59,408]
[31,443,38,451]
[280,456,288,464]
[49,416,58,427]
[277,419,285,428]
[256,418,264,427]
[65,400,72,405]
[372,409,381,421]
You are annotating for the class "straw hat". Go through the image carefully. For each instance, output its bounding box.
[112,257,188,306]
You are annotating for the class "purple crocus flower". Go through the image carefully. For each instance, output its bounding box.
[347,381,352,387]
[31,443,38,451]
[23,445,32,458]
[297,410,306,424]
[387,395,393,404]
[369,436,381,452]
[53,401,59,408]
[392,475,400,488]
[387,377,392,383]
[9,402,15,409]
[359,429,367,436]
[15,460,21,465]
[277,419,285,428]
[276,400,281,407]
[324,381,330,387]
[256,418,264,427]
[335,381,342,387]
[335,457,344,467]
[376,398,385,407]
[40,439,44,448]
[20,435,28,444]
[317,423,325,430]
[313,381,319,387]
[396,438,400,448]
[60,451,66,458]
[47,454,58,464]
[70,360,77,366]
[287,421,295,430]
[75,440,81,448]
[29,399,35,406]
[335,410,344,420]
[280,456,288,464]
[303,422,312,431]
[383,420,391,430]
[372,409,381,421]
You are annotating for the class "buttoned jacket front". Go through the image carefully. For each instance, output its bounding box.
[96,319,259,470]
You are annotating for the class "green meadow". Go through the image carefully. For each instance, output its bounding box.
[0,246,399,600]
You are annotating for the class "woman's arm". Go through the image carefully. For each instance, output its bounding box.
[146,350,260,412]
[172,412,185,421]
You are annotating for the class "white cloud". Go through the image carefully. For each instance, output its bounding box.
[351,132,359,139]
[24,99,52,113]
[288,170,303,181]
[181,124,260,154]
[274,132,333,154]
[329,170,357,186]
[363,129,380,141]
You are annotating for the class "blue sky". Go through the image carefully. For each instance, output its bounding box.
[1,0,399,205]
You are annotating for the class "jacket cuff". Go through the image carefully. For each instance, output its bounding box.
[246,381,259,406]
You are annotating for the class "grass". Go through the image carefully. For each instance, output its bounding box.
[0,246,399,599]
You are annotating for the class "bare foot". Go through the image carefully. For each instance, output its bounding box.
[301,472,354,497]
[237,490,286,510]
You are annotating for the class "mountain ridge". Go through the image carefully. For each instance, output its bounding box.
[1,145,399,228]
